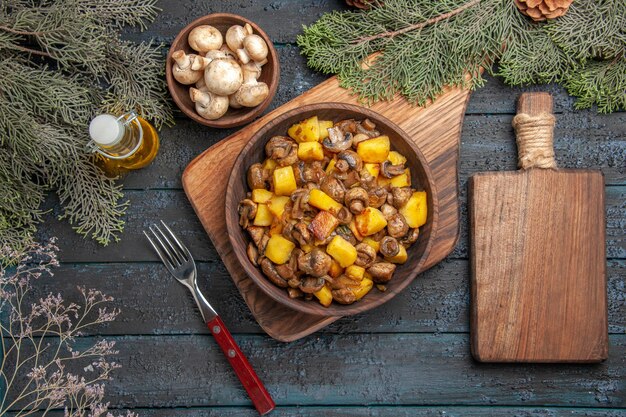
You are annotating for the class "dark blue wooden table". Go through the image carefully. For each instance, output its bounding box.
[34,1,626,415]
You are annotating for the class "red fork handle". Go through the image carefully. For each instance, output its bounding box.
[207,316,275,415]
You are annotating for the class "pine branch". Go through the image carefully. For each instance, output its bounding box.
[564,58,626,113]
[298,0,626,112]
[352,0,481,44]
[0,0,173,261]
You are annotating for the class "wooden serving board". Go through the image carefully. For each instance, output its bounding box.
[182,76,471,342]
[469,93,608,362]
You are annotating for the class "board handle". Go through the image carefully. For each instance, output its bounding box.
[513,92,557,170]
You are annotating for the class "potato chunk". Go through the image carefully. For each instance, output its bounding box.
[318,120,333,140]
[363,163,380,178]
[297,141,324,162]
[355,207,388,236]
[251,189,273,204]
[273,166,297,196]
[378,168,411,188]
[253,203,273,226]
[309,189,343,215]
[288,116,319,143]
[362,237,380,252]
[267,195,290,218]
[387,151,406,165]
[352,278,374,300]
[357,135,390,163]
[345,265,365,281]
[399,191,427,228]
[314,284,333,307]
[326,235,358,267]
[308,210,339,241]
[265,234,295,265]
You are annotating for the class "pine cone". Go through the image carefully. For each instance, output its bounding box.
[514,0,573,21]
[345,0,382,10]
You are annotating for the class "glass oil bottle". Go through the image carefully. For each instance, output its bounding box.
[87,111,159,177]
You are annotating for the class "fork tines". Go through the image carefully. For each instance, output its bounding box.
[144,221,192,269]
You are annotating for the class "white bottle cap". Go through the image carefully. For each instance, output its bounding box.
[89,114,124,146]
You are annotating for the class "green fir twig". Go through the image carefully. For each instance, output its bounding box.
[298,0,626,112]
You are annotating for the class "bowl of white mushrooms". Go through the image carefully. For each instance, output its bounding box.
[166,13,280,128]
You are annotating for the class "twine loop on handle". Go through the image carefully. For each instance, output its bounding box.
[512,113,557,169]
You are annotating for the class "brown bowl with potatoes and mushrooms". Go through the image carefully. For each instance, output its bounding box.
[225,103,437,317]
[166,13,279,128]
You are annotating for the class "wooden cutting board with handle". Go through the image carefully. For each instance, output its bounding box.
[469,92,608,363]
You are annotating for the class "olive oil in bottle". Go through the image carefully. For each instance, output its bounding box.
[87,111,159,177]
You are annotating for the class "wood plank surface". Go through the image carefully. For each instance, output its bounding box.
[11,407,626,417]
[16,0,626,414]
[117,109,626,191]
[18,259,625,336]
[40,186,626,262]
[9,334,626,409]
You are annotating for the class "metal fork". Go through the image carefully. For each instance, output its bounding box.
[145,221,275,416]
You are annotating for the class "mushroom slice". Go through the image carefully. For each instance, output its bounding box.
[247,163,267,190]
[335,119,357,134]
[400,228,420,247]
[302,161,326,184]
[246,242,259,266]
[290,188,310,220]
[368,187,388,208]
[291,222,312,246]
[247,225,265,247]
[287,288,304,299]
[322,127,353,153]
[320,176,346,204]
[238,199,257,228]
[298,248,332,277]
[380,160,406,178]
[387,213,409,238]
[345,187,369,215]
[275,262,296,280]
[265,136,298,166]
[260,258,288,288]
[299,276,326,294]
[361,118,377,131]
[359,169,376,190]
[380,236,401,258]
[380,203,398,220]
[355,243,377,268]
[336,206,353,225]
[337,150,363,172]
[390,187,413,209]
[367,262,396,284]
[332,288,357,305]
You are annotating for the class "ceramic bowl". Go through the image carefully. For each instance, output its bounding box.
[166,13,279,128]
[225,103,437,316]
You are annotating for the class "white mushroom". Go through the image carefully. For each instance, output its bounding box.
[204,56,243,96]
[242,34,268,64]
[171,50,203,85]
[229,94,242,109]
[190,55,211,71]
[225,24,253,62]
[189,87,229,120]
[232,62,269,107]
[188,25,223,54]
[195,76,207,90]
[218,44,237,59]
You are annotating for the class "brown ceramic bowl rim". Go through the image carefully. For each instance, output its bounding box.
[165,13,280,128]
[225,103,438,316]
